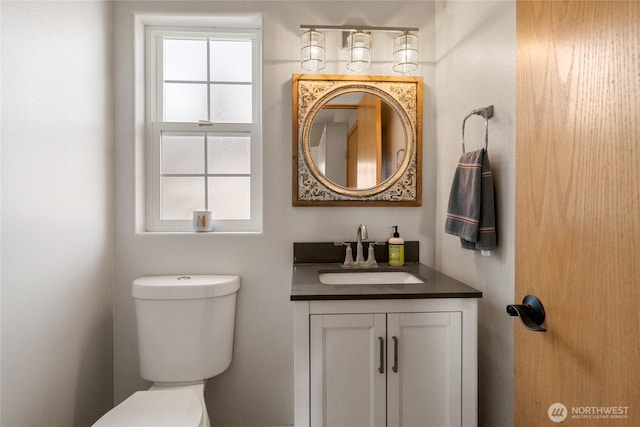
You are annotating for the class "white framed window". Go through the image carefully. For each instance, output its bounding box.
[145,25,262,232]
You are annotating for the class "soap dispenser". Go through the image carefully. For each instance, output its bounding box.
[388,226,405,266]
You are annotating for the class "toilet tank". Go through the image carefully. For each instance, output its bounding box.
[132,275,240,383]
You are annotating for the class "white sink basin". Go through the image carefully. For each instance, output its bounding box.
[318,271,424,285]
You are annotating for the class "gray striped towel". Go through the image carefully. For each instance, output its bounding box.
[444,148,496,251]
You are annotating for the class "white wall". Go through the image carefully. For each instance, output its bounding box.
[1,2,114,425]
[113,1,435,425]
[435,2,516,426]
[324,123,347,186]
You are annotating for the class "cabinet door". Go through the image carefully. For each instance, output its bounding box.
[310,314,386,427]
[387,312,463,427]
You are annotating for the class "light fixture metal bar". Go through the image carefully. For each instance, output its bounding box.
[300,24,419,33]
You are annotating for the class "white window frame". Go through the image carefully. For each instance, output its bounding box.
[145,24,262,233]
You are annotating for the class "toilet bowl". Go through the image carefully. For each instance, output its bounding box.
[93,383,205,427]
[92,275,240,427]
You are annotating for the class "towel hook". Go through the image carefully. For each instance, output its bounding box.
[462,105,494,153]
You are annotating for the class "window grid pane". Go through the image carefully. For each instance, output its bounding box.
[164,38,207,81]
[164,83,208,122]
[210,39,252,82]
[208,177,251,220]
[207,135,251,174]
[150,26,260,231]
[161,133,205,174]
[163,37,254,124]
[159,131,251,220]
[161,177,205,220]
[210,84,253,123]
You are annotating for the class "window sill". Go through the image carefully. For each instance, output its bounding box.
[136,230,263,236]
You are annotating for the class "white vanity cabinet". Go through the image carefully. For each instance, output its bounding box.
[294,298,478,427]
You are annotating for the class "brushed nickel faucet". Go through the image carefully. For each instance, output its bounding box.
[339,224,378,268]
[355,224,368,264]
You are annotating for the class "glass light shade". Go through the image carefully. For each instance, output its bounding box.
[346,31,372,72]
[301,30,326,71]
[392,33,419,73]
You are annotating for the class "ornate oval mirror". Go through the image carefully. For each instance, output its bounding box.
[292,74,423,206]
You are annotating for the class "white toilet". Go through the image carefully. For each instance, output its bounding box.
[93,275,240,427]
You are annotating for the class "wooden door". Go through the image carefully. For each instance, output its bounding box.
[515,1,640,425]
[355,94,382,188]
[310,314,386,427]
[387,312,462,427]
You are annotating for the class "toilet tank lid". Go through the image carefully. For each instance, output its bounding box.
[133,275,240,300]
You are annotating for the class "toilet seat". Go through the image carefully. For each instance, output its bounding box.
[92,389,203,427]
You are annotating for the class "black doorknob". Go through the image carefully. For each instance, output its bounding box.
[506,295,546,332]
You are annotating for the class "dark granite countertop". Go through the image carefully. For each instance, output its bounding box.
[290,262,483,301]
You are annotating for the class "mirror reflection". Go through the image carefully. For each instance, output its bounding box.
[309,93,406,189]
[292,74,422,206]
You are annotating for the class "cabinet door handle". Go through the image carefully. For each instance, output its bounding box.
[392,336,399,373]
[378,337,384,374]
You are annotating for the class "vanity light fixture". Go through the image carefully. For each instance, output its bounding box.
[346,30,372,72]
[300,24,419,74]
[392,31,419,73]
[300,28,326,71]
